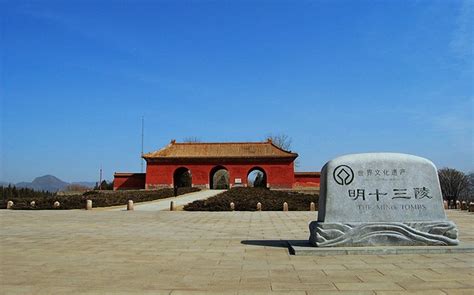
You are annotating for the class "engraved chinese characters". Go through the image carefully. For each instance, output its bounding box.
[310,153,459,247]
[348,187,432,201]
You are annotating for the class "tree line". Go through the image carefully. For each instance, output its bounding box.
[1,180,114,203]
[1,185,55,202]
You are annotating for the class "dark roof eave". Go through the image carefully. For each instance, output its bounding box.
[294,172,321,176]
[114,172,146,176]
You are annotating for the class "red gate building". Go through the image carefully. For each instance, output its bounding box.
[113,139,320,190]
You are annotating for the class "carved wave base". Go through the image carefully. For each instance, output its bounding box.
[309,221,459,247]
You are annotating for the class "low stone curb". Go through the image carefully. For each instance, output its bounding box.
[288,240,474,255]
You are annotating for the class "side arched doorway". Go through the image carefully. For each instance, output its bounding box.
[173,167,192,188]
[210,166,230,189]
[247,167,267,188]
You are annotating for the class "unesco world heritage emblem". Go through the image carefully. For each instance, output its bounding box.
[333,165,354,185]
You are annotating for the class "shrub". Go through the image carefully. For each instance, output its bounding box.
[184,187,318,211]
[2,187,200,210]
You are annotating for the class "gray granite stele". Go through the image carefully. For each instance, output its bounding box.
[310,153,459,247]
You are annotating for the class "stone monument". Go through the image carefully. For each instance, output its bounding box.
[309,153,459,247]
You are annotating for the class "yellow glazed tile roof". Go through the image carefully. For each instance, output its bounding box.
[143,140,298,159]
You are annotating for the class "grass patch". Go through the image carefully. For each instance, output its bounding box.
[3,187,200,210]
[183,187,318,211]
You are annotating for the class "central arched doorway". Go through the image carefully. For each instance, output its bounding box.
[247,167,267,188]
[173,167,192,188]
[210,166,230,189]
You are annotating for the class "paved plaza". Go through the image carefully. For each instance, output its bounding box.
[0,209,473,294]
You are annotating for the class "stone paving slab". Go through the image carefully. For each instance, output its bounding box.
[0,209,473,294]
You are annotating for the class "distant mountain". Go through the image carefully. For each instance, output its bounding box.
[2,175,97,192]
[15,175,69,192]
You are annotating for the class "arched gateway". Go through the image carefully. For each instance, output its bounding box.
[173,167,192,188]
[113,139,320,190]
[210,166,230,189]
[247,167,267,188]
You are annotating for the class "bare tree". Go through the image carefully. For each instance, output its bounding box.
[266,133,292,151]
[182,136,202,143]
[266,133,300,168]
[438,168,470,203]
[253,171,265,188]
[213,169,229,189]
[468,172,474,202]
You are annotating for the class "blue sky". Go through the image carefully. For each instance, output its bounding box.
[1,0,473,183]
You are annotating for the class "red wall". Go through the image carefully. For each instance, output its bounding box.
[113,173,146,190]
[145,160,295,189]
[293,173,320,188]
[115,165,321,190]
